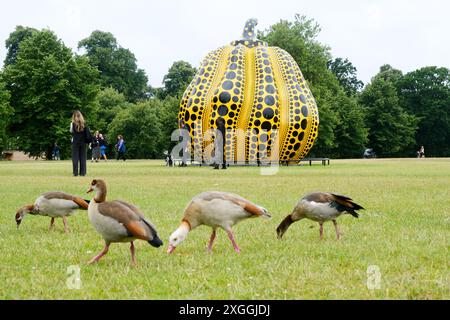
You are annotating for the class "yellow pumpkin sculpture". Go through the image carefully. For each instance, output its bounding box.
[178,18,319,164]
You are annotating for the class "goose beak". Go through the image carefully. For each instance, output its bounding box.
[167,245,176,254]
[86,186,93,193]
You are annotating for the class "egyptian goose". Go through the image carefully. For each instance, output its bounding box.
[86,179,163,265]
[15,192,90,233]
[276,192,364,240]
[167,191,271,254]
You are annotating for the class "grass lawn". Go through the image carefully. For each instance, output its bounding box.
[0,158,448,299]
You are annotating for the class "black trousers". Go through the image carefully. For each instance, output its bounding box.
[72,143,87,176]
[117,151,126,161]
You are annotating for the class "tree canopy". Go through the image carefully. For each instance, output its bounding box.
[4,29,99,159]
[161,61,196,99]
[78,31,148,102]
[0,18,448,159]
[259,15,368,158]
[4,26,37,67]
[328,57,364,96]
[397,66,450,156]
[360,71,418,156]
[0,74,13,151]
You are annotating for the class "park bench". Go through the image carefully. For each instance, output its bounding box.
[299,157,330,166]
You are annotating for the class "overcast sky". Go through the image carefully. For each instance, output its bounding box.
[0,0,448,87]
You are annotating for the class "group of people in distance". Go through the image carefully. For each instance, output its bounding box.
[70,110,126,177]
[89,131,108,163]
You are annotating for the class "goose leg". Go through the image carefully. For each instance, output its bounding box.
[130,241,137,266]
[207,229,217,252]
[62,216,70,233]
[49,218,55,230]
[88,243,110,264]
[319,222,324,240]
[333,220,341,240]
[226,229,241,253]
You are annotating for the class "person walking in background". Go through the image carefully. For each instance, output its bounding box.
[116,135,126,161]
[418,146,425,158]
[99,133,108,162]
[179,119,189,167]
[70,110,91,176]
[213,117,227,170]
[52,142,60,160]
[90,131,100,162]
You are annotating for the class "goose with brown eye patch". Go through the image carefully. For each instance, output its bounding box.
[86,179,163,266]
[276,192,364,240]
[14,192,90,233]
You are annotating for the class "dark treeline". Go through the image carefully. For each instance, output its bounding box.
[0,15,448,159]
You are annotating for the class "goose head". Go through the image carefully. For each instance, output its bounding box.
[87,179,107,202]
[15,205,34,228]
[167,222,190,253]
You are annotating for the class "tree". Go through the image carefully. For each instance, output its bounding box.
[4,29,99,159]
[360,74,418,156]
[162,61,196,98]
[0,75,13,151]
[259,15,368,158]
[91,87,131,134]
[397,66,450,156]
[331,93,368,158]
[107,100,162,159]
[375,64,403,83]
[78,31,148,102]
[4,26,37,66]
[328,57,364,96]
[158,95,182,152]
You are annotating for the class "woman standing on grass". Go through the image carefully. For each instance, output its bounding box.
[116,135,126,161]
[70,110,91,176]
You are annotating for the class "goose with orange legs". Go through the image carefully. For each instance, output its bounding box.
[15,192,90,233]
[86,179,163,265]
[276,192,364,240]
[167,191,271,254]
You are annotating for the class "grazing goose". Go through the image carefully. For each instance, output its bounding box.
[15,192,90,233]
[276,192,364,240]
[86,179,163,265]
[167,191,271,254]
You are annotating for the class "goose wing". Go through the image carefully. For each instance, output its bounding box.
[97,201,156,240]
[199,191,269,217]
[42,191,89,209]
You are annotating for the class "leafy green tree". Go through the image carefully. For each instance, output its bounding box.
[259,15,368,158]
[328,58,364,96]
[162,61,196,98]
[4,29,99,159]
[397,66,450,156]
[158,95,182,152]
[331,93,368,158]
[360,75,418,156]
[107,100,162,158]
[374,64,403,83]
[78,31,148,102]
[0,75,13,151]
[91,87,131,134]
[4,26,37,66]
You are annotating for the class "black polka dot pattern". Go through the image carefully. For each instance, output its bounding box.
[178,40,319,163]
[179,47,225,160]
[272,48,319,161]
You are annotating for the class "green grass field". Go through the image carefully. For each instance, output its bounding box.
[0,159,448,299]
